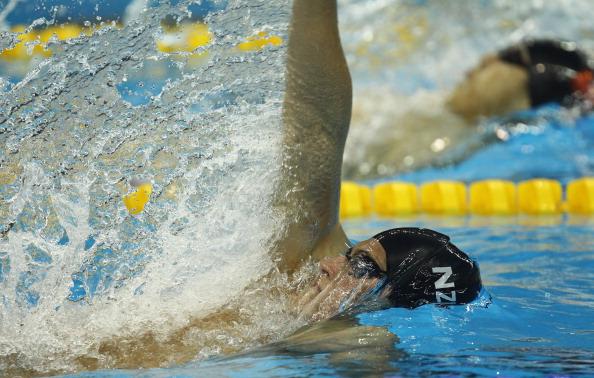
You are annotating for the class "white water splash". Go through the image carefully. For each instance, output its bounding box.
[0,0,292,373]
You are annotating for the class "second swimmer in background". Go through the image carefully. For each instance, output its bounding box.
[276,0,483,321]
[449,39,594,121]
[344,39,594,179]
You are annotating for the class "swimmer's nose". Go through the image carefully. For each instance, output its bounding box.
[319,255,347,279]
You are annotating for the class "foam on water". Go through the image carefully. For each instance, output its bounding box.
[0,0,296,373]
[3,0,594,375]
[339,0,594,90]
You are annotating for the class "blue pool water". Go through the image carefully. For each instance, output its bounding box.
[62,113,594,377]
[3,0,594,376]
[393,107,594,185]
[64,219,594,377]
[59,110,594,378]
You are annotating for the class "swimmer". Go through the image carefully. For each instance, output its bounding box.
[344,39,594,179]
[75,1,483,369]
[449,39,594,122]
[276,0,352,270]
[278,0,482,321]
[245,228,482,361]
[298,228,482,322]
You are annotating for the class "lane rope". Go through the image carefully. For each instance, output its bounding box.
[340,178,594,217]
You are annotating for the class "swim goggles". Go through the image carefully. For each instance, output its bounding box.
[344,247,385,279]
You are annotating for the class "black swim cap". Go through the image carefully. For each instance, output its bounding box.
[498,39,593,106]
[372,228,482,309]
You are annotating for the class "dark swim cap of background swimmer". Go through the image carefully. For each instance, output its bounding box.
[373,228,482,309]
[498,39,593,106]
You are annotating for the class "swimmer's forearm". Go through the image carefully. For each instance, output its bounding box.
[276,0,352,268]
[288,0,344,63]
[281,0,351,224]
[285,0,352,137]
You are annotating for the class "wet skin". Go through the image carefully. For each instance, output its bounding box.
[298,238,390,322]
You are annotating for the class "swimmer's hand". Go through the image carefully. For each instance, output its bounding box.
[283,317,398,355]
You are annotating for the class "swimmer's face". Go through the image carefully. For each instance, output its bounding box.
[298,238,388,322]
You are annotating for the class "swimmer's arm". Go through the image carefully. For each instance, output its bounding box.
[284,0,352,137]
[447,59,530,122]
[281,316,397,356]
[278,0,352,268]
[283,0,352,187]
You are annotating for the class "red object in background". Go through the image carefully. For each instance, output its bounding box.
[572,70,593,93]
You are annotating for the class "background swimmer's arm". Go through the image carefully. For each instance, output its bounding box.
[277,0,352,269]
[447,58,530,122]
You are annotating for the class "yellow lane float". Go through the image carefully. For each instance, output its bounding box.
[518,179,563,215]
[156,22,212,53]
[123,182,153,215]
[1,25,55,60]
[420,180,467,215]
[340,181,372,218]
[1,23,116,61]
[373,182,418,216]
[360,185,372,216]
[469,180,516,215]
[237,31,283,52]
[2,22,280,62]
[339,178,594,218]
[566,177,594,214]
